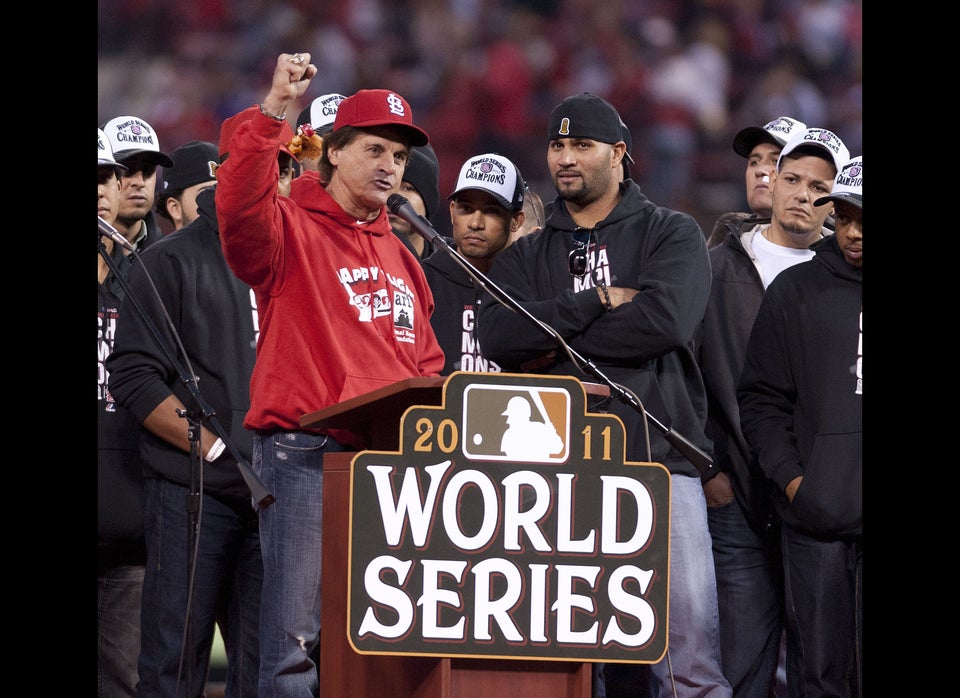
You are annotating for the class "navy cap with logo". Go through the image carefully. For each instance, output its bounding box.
[548,93,625,145]
[158,140,219,200]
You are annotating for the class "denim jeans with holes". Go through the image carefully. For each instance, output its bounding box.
[254,431,347,698]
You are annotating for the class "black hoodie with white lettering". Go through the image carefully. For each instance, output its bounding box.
[422,238,502,376]
[477,181,712,476]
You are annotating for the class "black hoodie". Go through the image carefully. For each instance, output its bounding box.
[737,235,862,538]
[106,187,258,509]
[422,239,502,375]
[477,180,712,476]
[99,238,147,566]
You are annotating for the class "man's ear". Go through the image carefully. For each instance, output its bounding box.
[165,196,182,224]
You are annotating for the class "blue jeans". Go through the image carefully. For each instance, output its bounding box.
[781,525,861,698]
[254,431,346,698]
[601,475,732,698]
[708,498,785,697]
[98,562,144,697]
[650,474,732,697]
[138,477,262,698]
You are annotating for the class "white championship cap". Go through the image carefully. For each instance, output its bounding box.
[448,153,526,212]
[815,156,862,210]
[98,128,128,172]
[776,127,850,173]
[101,115,174,167]
[297,93,347,134]
[733,116,807,158]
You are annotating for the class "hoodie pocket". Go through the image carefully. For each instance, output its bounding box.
[790,431,861,536]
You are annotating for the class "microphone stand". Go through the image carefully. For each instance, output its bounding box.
[386,194,713,477]
[99,225,275,695]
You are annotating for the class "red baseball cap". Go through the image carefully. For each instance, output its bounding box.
[332,89,429,146]
[218,106,296,162]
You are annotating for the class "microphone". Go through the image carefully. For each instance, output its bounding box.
[761,175,770,184]
[387,194,440,244]
[99,215,136,253]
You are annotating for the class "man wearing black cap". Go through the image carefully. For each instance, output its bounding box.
[216,53,443,696]
[101,115,174,254]
[156,140,219,232]
[696,115,806,697]
[389,143,441,259]
[477,92,731,696]
[738,155,861,697]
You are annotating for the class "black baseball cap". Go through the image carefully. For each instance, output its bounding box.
[548,93,625,145]
[159,141,219,199]
[620,118,635,177]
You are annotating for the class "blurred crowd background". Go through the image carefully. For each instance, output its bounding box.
[98,0,862,236]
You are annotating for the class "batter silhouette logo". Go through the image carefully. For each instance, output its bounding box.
[346,371,671,664]
[461,383,569,463]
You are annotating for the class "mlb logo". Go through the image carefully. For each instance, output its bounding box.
[461,383,570,463]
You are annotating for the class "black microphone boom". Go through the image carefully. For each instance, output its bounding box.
[98,215,137,253]
[385,194,713,475]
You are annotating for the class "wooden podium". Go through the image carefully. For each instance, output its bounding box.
[301,376,609,698]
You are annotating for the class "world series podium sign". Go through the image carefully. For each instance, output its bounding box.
[346,371,671,664]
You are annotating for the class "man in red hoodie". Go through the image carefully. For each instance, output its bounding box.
[216,52,444,697]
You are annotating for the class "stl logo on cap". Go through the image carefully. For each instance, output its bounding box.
[386,93,407,117]
[332,89,429,146]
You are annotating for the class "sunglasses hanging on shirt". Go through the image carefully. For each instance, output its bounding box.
[568,227,591,277]
[568,226,613,312]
